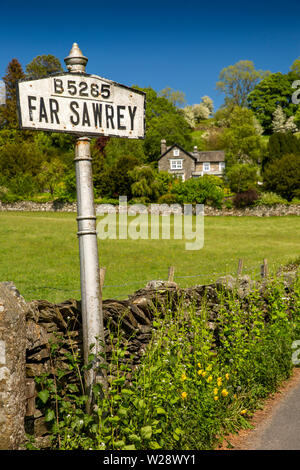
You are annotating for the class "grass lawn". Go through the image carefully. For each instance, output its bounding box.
[0,211,299,303]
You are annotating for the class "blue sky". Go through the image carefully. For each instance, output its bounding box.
[1,0,300,110]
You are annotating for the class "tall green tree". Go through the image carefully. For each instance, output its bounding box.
[290,57,300,76]
[263,154,300,201]
[262,132,300,170]
[158,87,186,108]
[129,165,162,202]
[225,163,259,193]
[26,54,63,79]
[248,72,298,133]
[1,59,25,128]
[216,60,269,108]
[133,86,192,161]
[220,106,263,166]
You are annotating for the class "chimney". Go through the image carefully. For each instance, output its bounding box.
[161,139,167,155]
[193,145,198,153]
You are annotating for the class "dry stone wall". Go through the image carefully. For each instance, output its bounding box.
[0,200,299,216]
[0,268,298,449]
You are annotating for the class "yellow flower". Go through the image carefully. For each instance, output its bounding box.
[202,371,207,377]
[217,377,222,387]
[213,388,219,395]
[240,409,247,415]
[181,392,187,399]
[206,375,213,383]
[221,389,228,397]
[214,396,219,401]
[197,369,203,375]
[233,394,237,399]
[197,363,202,369]
[225,373,230,380]
[181,373,187,381]
[206,364,213,371]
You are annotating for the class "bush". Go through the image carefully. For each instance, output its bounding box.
[233,189,259,208]
[291,197,300,205]
[263,153,300,201]
[35,277,300,450]
[157,193,179,205]
[95,197,120,205]
[171,176,224,208]
[226,163,258,193]
[224,199,234,209]
[256,192,288,206]
[6,173,40,197]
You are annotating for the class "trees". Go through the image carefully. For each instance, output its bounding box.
[216,60,269,108]
[144,112,192,161]
[271,106,297,133]
[263,154,300,201]
[93,153,140,199]
[38,158,66,195]
[290,57,300,76]
[226,163,259,193]
[248,72,298,133]
[220,106,263,166]
[133,86,192,161]
[26,55,63,79]
[129,165,162,202]
[158,87,186,108]
[170,176,224,208]
[182,96,214,127]
[262,132,300,170]
[1,59,25,128]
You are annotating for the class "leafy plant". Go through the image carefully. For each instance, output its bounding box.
[30,275,300,450]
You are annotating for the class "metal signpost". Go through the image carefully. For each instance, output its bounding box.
[17,43,146,406]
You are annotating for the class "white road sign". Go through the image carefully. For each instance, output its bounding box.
[17,73,146,138]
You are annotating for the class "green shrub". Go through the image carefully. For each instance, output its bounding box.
[226,163,259,193]
[263,153,300,201]
[95,198,120,205]
[224,199,234,209]
[256,192,288,206]
[31,277,300,450]
[290,197,300,205]
[157,193,179,205]
[171,176,224,208]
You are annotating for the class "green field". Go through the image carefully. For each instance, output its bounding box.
[0,211,299,303]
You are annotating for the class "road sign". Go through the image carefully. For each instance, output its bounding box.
[16,42,146,408]
[17,72,145,138]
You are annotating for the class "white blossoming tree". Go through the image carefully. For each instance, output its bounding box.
[272,105,298,133]
[182,96,214,127]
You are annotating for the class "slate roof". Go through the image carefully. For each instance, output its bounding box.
[158,143,197,161]
[193,150,226,163]
[159,144,225,163]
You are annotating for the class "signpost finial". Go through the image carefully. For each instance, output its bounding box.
[64,43,88,73]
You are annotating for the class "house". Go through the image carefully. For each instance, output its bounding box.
[158,139,226,181]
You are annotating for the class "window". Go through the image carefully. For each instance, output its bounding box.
[219,162,225,172]
[173,148,180,156]
[170,159,183,170]
[203,162,210,172]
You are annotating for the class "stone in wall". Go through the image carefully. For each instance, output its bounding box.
[0,283,27,450]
